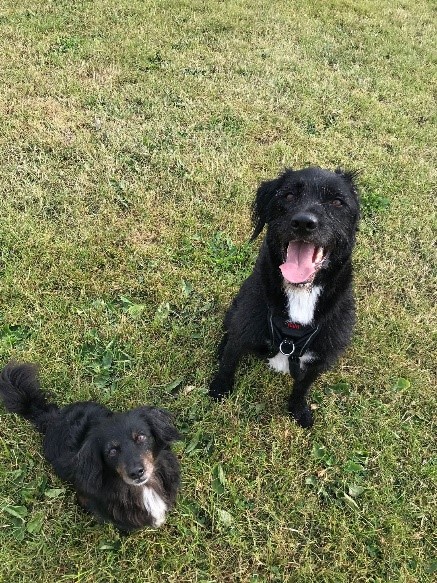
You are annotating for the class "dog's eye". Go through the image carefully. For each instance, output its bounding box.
[135,434,147,444]
[330,198,343,207]
[108,447,118,457]
[285,193,294,201]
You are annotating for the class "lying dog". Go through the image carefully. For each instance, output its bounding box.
[209,166,360,427]
[0,363,180,532]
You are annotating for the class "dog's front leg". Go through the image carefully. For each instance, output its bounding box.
[209,336,245,400]
[288,363,325,428]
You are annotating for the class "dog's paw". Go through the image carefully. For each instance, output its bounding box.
[209,379,231,401]
[288,403,314,428]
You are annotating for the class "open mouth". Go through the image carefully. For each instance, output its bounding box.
[125,472,152,487]
[279,241,326,285]
[122,476,149,487]
[132,476,149,486]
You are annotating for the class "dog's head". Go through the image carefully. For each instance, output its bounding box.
[251,166,360,285]
[75,407,180,492]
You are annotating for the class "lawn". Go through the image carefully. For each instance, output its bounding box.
[0,0,435,581]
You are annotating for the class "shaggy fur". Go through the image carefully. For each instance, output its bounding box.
[209,166,360,427]
[0,363,180,532]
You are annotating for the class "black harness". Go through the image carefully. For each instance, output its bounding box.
[268,307,320,363]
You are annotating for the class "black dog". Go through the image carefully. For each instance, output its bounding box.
[209,166,360,428]
[0,363,180,532]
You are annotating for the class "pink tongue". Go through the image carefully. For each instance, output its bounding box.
[280,242,317,284]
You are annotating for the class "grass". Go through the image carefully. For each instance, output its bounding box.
[0,0,435,581]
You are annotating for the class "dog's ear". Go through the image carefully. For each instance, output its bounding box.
[74,437,103,494]
[140,407,180,445]
[335,168,361,230]
[251,171,289,240]
[335,168,360,193]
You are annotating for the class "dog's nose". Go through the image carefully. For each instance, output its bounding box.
[290,212,319,233]
[129,465,144,480]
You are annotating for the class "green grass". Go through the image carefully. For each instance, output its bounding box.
[0,0,435,581]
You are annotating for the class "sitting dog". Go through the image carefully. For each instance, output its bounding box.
[209,166,360,428]
[0,363,180,532]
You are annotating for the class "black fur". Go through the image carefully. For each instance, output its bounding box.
[209,166,360,427]
[0,363,181,532]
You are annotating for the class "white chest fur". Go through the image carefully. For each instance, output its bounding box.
[142,486,168,527]
[267,285,321,374]
[284,284,321,325]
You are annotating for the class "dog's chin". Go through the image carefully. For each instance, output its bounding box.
[284,277,315,290]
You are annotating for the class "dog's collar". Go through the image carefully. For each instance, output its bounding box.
[268,307,319,360]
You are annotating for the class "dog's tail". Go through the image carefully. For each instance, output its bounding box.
[0,363,59,433]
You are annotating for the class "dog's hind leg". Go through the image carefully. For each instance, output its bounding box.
[287,363,325,428]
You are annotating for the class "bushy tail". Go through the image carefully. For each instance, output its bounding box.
[0,363,58,433]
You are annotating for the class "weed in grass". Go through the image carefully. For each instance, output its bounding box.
[361,189,391,219]
[50,36,83,55]
[207,231,256,277]
[1,463,65,541]
[0,323,30,354]
[306,445,370,513]
[79,330,132,392]
[211,463,226,496]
